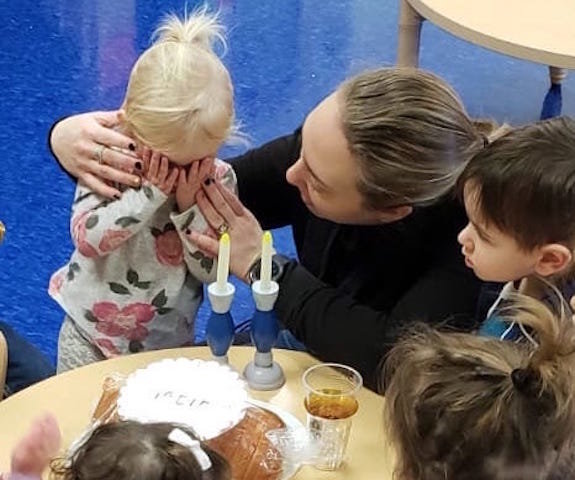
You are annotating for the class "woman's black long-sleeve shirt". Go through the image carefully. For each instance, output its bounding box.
[230,129,481,390]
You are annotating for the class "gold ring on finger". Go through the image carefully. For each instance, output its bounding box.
[217,222,230,236]
[93,144,107,165]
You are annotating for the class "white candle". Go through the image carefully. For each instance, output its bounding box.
[216,233,230,292]
[260,231,273,291]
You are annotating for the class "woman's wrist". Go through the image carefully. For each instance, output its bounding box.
[244,255,262,284]
[48,116,75,180]
[245,254,292,285]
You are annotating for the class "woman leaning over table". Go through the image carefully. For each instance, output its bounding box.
[49,68,498,390]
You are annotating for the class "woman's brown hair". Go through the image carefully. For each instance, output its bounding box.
[50,421,231,480]
[339,68,504,210]
[383,295,575,480]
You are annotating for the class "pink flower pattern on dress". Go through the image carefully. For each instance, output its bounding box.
[99,229,132,253]
[92,302,155,341]
[72,210,98,258]
[95,338,121,357]
[155,230,184,266]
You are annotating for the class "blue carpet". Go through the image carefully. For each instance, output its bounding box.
[1,0,574,363]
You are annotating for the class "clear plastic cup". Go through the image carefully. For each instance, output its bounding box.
[302,363,362,470]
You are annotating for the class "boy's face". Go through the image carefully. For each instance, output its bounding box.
[457,183,540,282]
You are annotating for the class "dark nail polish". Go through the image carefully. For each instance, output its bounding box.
[128,143,136,151]
[135,162,142,170]
[203,178,212,186]
[185,229,191,235]
[114,194,121,200]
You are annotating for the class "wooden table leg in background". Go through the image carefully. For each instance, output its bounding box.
[397,0,424,67]
[541,66,567,119]
[549,66,568,85]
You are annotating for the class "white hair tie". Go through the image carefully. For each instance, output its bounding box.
[168,428,212,471]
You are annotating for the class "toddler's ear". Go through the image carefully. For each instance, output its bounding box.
[534,243,572,277]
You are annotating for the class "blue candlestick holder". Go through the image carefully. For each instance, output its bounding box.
[206,282,235,364]
[243,280,285,390]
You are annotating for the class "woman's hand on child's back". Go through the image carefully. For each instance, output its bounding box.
[142,149,179,196]
[176,157,215,212]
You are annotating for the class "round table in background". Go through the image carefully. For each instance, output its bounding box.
[397,0,575,85]
[0,346,393,479]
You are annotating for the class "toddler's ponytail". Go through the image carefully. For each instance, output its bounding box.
[384,293,575,480]
[153,6,226,53]
[122,5,234,157]
[504,295,575,430]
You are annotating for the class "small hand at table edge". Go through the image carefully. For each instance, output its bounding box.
[7,413,61,479]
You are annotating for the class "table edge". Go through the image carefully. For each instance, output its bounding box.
[409,0,575,69]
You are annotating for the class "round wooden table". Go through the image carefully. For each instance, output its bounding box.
[0,346,393,479]
[398,0,575,84]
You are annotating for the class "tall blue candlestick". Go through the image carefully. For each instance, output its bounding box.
[206,282,235,364]
[243,280,285,390]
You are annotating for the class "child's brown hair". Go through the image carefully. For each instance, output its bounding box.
[457,116,575,251]
[51,420,230,480]
[383,295,575,480]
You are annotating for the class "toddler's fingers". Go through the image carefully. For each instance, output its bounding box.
[158,156,169,182]
[188,160,200,184]
[165,167,180,193]
[177,168,187,190]
[197,157,214,183]
[147,151,161,180]
[141,147,151,171]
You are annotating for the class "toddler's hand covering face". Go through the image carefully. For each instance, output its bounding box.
[142,149,180,196]
[176,157,215,212]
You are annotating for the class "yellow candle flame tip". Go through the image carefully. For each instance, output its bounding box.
[220,232,230,245]
[263,231,272,245]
